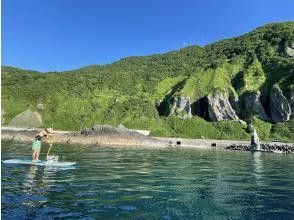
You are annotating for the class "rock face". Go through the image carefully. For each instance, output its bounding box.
[270,86,291,123]
[8,109,42,128]
[207,93,238,121]
[248,124,260,151]
[290,86,294,118]
[169,96,192,118]
[229,96,241,116]
[80,124,147,140]
[243,91,268,120]
[251,129,260,151]
[286,43,294,58]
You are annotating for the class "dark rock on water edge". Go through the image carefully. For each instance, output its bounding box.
[250,128,260,151]
[80,124,148,140]
[225,143,294,154]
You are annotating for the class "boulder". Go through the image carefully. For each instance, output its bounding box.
[286,43,294,58]
[37,103,45,111]
[242,91,269,121]
[207,93,238,121]
[251,129,260,151]
[169,96,192,118]
[248,124,260,151]
[270,86,291,123]
[8,109,42,128]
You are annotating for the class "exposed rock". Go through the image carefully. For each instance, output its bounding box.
[207,93,238,121]
[225,143,294,153]
[8,109,42,128]
[37,103,45,111]
[251,130,260,151]
[238,119,247,126]
[242,91,269,120]
[286,43,294,58]
[80,124,147,140]
[290,86,294,118]
[270,86,291,123]
[117,124,126,129]
[248,124,260,151]
[229,95,241,116]
[169,96,192,118]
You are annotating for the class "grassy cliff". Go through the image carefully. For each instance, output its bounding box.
[2,22,294,141]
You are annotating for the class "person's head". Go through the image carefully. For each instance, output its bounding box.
[35,136,42,141]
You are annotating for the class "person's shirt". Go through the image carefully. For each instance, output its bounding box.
[37,129,48,138]
[36,129,49,139]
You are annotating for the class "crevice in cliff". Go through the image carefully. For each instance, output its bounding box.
[190,97,210,120]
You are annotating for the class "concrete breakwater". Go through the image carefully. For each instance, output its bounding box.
[1,127,248,149]
[1,126,294,153]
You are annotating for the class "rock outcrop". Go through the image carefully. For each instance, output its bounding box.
[80,124,147,140]
[242,91,269,120]
[270,86,291,123]
[169,96,192,118]
[249,124,260,151]
[229,95,241,116]
[286,43,294,58]
[207,93,238,121]
[8,109,42,128]
[37,103,45,111]
[290,86,294,118]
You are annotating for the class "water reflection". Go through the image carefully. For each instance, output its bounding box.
[252,152,264,187]
[2,142,294,219]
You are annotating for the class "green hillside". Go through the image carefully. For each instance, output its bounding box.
[2,22,294,141]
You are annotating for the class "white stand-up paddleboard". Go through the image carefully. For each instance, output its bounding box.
[3,159,76,167]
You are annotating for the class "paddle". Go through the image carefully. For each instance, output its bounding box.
[46,135,57,161]
[46,143,53,158]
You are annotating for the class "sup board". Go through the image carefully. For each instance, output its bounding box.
[3,159,76,167]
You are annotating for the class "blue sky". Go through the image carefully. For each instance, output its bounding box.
[2,0,294,72]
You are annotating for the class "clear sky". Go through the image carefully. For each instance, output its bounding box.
[2,0,294,72]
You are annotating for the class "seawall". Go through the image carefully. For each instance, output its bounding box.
[1,127,293,153]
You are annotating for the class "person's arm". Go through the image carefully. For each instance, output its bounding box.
[46,134,55,145]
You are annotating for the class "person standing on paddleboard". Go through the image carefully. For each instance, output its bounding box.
[32,128,54,161]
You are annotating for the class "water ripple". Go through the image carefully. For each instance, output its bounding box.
[2,142,294,219]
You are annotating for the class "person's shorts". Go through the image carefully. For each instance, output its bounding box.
[32,140,42,150]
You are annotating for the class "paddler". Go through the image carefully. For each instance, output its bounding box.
[32,128,54,161]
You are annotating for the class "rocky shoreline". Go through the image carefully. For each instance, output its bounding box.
[1,126,294,153]
[225,143,294,153]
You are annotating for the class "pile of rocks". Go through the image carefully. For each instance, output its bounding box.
[225,144,251,151]
[225,143,294,154]
[260,143,294,154]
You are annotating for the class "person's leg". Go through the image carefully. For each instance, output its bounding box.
[36,150,40,160]
[32,150,36,160]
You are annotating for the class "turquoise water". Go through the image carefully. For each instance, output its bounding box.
[2,141,294,219]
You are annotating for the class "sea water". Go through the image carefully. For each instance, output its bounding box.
[2,141,294,219]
